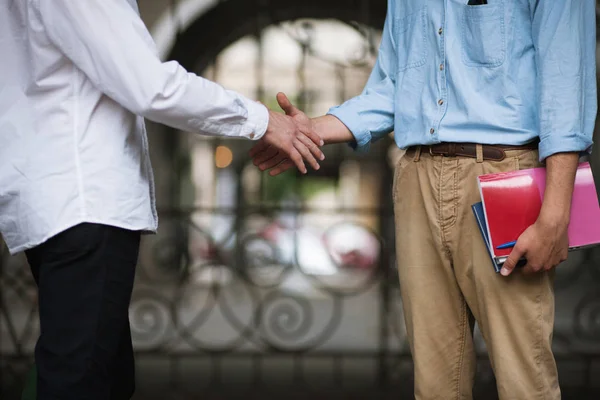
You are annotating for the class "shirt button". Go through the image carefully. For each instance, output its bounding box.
[430,128,435,134]
[439,63,444,71]
[249,133,255,139]
[438,99,444,106]
[438,27,443,35]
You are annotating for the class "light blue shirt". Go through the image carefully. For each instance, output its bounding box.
[328,0,597,161]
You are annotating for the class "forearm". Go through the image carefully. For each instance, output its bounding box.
[314,0,396,152]
[539,152,579,225]
[312,115,356,145]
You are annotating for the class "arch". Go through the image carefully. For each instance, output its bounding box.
[167,0,387,72]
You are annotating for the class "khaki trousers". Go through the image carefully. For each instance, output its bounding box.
[393,147,559,400]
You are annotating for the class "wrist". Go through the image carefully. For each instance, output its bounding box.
[312,115,354,145]
[248,102,270,140]
[538,206,570,229]
[537,152,578,230]
[311,116,332,144]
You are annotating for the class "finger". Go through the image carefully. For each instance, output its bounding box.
[293,138,320,171]
[276,93,324,147]
[289,149,307,174]
[558,249,568,264]
[269,160,295,176]
[277,92,298,116]
[521,263,537,275]
[259,152,286,171]
[298,122,324,147]
[297,134,325,161]
[500,244,526,277]
[303,128,325,147]
[253,146,278,166]
[523,262,543,275]
[248,140,269,158]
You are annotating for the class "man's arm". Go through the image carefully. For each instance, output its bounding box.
[249,0,397,173]
[32,0,323,173]
[312,116,356,145]
[319,0,398,151]
[33,0,267,138]
[539,154,580,226]
[325,0,397,153]
[502,0,597,276]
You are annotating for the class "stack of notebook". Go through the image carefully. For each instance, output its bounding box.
[472,162,600,272]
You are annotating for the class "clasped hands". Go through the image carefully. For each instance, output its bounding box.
[250,93,323,176]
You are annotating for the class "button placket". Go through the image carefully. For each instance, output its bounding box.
[434,7,448,138]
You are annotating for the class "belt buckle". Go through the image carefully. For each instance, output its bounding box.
[429,146,434,156]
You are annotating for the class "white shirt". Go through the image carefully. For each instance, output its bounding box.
[0,0,269,254]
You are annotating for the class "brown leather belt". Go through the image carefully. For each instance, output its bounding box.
[410,141,539,161]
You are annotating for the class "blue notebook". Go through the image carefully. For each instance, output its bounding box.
[471,202,502,273]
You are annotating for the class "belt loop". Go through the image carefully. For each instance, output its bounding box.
[414,146,422,162]
[476,144,484,163]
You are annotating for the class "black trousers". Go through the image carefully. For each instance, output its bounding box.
[25,223,141,400]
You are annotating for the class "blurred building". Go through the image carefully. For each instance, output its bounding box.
[2,1,600,399]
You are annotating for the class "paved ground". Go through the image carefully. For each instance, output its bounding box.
[3,356,600,400]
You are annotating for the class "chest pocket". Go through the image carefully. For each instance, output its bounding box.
[461,1,506,67]
[394,7,427,71]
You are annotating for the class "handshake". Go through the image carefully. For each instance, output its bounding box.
[249,93,330,176]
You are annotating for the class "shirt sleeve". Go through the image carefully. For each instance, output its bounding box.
[326,0,397,153]
[31,0,268,140]
[530,0,597,161]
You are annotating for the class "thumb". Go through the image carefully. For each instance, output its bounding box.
[500,243,525,277]
[276,92,298,116]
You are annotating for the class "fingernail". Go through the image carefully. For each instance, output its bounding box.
[320,140,324,146]
[320,154,325,160]
[500,268,509,276]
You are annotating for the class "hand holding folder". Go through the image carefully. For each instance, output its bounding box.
[500,215,570,276]
[472,162,600,274]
